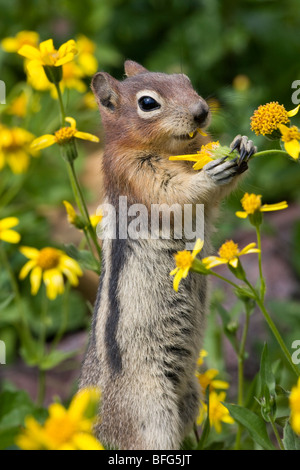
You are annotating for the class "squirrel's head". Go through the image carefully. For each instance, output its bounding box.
[91,60,210,154]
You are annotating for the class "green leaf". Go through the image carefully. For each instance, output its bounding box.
[283,421,300,450]
[223,403,276,450]
[260,343,276,397]
[0,293,15,311]
[0,389,47,450]
[39,349,78,370]
[64,243,100,274]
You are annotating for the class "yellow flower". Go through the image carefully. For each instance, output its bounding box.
[197,391,234,433]
[236,193,288,219]
[76,35,98,76]
[0,125,37,173]
[31,117,99,151]
[197,349,208,367]
[278,124,300,160]
[19,246,83,300]
[170,239,204,292]
[16,387,103,450]
[63,200,102,230]
[202,240,260,270]
[0,217,21,244]
[233,74,251,92]
[82,92,98,110]
[169,141,220,171]
[289,378,300,435]
[196,369,230,393]
[18,38,77,84]
[6,92,28,118]
[1,31,39,53]
[250,101,300,136]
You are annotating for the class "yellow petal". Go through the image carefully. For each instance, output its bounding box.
[229,257,239,268]
[173,270,183,292]
[169,154,200,162]
[30,266,42,295]
[1,37,19,52]
[19,259,36,280]
[211,379,230,390]
[260,201,288,212]
[170,267,179,276]
[43,269,64,300]
[20,246,40,259]
[202,256,226,270]
[193,156,214,170]
[31,135,56,150]
[60,256,83,276]
[0,229,21,244]
[58,39,77,59]
[18,44,41,61]
[39,39,54,57]
[0,217,19,230]
[192,238,204,258]
[235,211,248,219]
[284,140,300,160]
[238,242,258,255]
[197,128,207,136]
[74,131,99,142]
[65,117,77,129]
[287,105,300,117]
[72,433,104,450]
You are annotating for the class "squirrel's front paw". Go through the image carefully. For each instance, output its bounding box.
[230,134,257,166]
[204,157,243,186]
[204,135,257,186]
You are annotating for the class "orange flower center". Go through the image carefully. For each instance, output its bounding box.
[55,127,76,144]
[218,240,239,261]
[37,248,60,270]
[241,193,262,214]
[174,250,193,270]
[250,101,289,136]
[281,125,300,143]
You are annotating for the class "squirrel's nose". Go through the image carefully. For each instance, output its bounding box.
[190,102,209,125]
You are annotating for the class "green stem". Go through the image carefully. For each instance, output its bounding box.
[54,82,66,126]
[251,150,290,159]
[51,281,70,350]
[66,160,101,261]
[235,302,251,450]
[255,225,266,301]
[36,287,48,406]
[246,280,300,378]
[269,415,285,450]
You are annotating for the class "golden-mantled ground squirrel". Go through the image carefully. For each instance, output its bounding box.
[79,60,256,450]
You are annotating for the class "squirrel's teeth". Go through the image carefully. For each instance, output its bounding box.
[189,131,195,138]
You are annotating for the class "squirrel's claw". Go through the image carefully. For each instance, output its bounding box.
[230,134,257,165]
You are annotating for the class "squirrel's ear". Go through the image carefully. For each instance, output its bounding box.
[124,60,148,77]
[91,72,120,112]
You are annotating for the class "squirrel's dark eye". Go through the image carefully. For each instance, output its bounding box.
[138,96,161,112]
